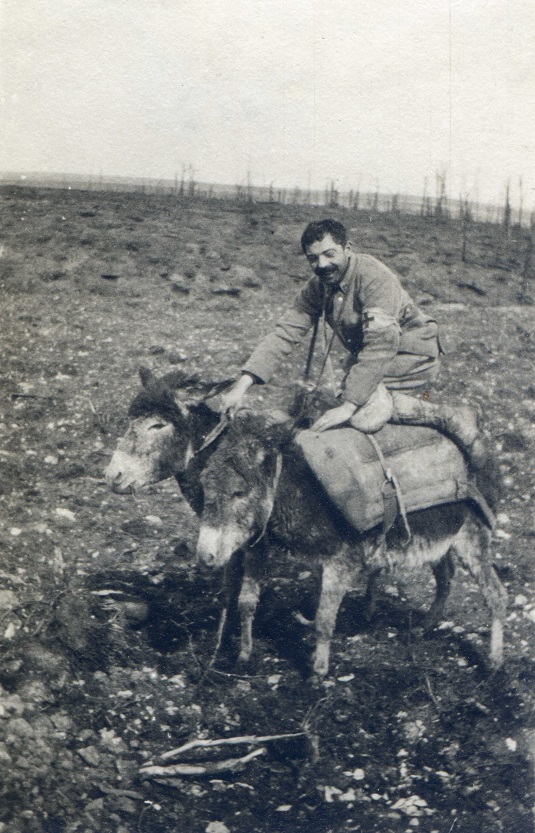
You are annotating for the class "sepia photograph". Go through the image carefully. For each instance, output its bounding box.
[0,1,534,831]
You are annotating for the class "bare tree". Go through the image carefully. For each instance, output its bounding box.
[460,193,473,263]
[179,164,187,197]
[326,180,339,208]
[421,177,428,217]
[503,180,512,237]
[434,171,448,221]
[520,229,535,302]
[187,165,196,198]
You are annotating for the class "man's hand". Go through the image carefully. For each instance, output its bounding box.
[311,402,357,432]
[219,373,255,416]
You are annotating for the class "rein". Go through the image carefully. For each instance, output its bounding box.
[195,412,231,455]
[250,451,283,547]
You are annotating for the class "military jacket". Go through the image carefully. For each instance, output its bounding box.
[243,253,439,408]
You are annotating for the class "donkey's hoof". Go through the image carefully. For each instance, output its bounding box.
[237,647,253,665]
[312,654,330,680]
[310,672,327,689]
[488,653,504,672]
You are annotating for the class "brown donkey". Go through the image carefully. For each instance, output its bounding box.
[196,413,507,678]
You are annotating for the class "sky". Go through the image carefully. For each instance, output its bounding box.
[1,0,535,207]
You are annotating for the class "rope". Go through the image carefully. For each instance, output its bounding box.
[367,434,412,545]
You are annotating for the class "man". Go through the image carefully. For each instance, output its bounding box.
[221,219,484,465]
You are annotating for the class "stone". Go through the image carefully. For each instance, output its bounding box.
[77,745,100,767]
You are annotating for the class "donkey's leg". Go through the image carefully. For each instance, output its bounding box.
[222,550,243,606]
[220,550,245,650]
[237,545,264,663]
[452,516,507,668]
[363,568,382,621]
[423,550,456,632]
[293,563,322,627]
[314,546,361,677]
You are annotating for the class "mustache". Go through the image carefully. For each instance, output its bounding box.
[314,266,338,280]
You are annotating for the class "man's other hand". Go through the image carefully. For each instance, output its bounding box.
[311,402,357,432]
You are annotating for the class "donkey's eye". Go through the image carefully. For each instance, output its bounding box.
[149,422,167,430]
[232,489,247,498]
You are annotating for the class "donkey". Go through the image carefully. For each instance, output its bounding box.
[196,412,507,678]
[104,370,392,653]
[104,367,233,512]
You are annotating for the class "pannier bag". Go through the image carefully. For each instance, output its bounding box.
[295,424,474,533]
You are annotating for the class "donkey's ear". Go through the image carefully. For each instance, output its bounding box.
[139,366,156,388]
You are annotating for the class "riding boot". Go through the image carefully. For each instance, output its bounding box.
[348,382,393,433]
[389,391,488,468]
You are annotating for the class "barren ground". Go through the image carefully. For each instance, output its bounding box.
[0,185,534,833]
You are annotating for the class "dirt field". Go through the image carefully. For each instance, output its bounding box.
[0,185,534,833]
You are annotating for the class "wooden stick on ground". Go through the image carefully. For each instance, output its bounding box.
[146,731,306,765]
[140,747,267,779]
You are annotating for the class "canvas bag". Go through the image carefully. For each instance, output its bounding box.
[295,423,472,533]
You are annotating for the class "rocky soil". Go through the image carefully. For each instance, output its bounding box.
[0,185,534,832]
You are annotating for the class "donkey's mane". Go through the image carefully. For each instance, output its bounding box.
[229,411,294,446]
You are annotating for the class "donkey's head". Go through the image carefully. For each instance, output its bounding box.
[105,368,231,493]
[196,414,287,568]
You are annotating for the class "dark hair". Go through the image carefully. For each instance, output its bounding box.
[300,219,348,253]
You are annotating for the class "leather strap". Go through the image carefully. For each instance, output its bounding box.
[466,481,496,530]
[304,318,319,381]
[195,413,230,455]
[301,282,352,387]
[367,434,412,545]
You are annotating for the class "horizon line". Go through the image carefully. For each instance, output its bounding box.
[1,169,529,222]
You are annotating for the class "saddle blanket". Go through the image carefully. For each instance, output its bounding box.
[295,424,473,533]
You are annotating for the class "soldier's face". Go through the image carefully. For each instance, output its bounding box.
[304,234,351,284]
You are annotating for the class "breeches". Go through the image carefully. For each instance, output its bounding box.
[347,355,440,434]
[382,353,440,391]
